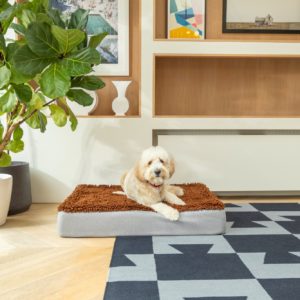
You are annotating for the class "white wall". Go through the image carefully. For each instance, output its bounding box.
[227,0,300,22]
[14,0,300,203]
[16,119,151,202]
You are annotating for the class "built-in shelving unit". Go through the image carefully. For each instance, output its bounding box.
[90,0,141,117]
[152,0,300,118]
[154,0,300,42]
[154,54,300,117]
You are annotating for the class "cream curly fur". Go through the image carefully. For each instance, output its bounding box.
[116,146,185,221]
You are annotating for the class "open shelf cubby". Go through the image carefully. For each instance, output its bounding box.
[154,55,300,117]
[90,0,141,117]
[154,0,300,42]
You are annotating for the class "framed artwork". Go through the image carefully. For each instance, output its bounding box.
[51,0,129,76]
[168,0,206,40]
[223,0,300,34]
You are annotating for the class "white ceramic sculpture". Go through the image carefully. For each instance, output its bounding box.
[112,81,132,116]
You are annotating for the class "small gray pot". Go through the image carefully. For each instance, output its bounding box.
[0,161,32,215]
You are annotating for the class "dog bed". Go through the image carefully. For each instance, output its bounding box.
[57,183,226,237]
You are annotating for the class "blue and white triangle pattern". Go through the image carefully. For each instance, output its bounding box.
[105,203,300,300]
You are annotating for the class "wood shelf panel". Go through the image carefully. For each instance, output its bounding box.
[154,0,300,41]
[154,0,168,39]
[91,0,141,116]
[154,56,300,117]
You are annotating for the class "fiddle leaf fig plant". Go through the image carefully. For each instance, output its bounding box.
[0,0,107,166]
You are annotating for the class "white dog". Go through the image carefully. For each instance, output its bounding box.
[115,146,185,221]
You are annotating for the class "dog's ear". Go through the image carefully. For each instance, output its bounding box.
[134,160,145,182]
[169,156,175,177]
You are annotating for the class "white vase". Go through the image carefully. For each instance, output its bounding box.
[0,174,13,226]
[67,90,98,116]
[112,81,132,116]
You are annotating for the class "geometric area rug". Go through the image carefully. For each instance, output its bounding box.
[104,203,300,300]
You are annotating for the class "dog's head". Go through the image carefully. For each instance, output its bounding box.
[135,146,175,186]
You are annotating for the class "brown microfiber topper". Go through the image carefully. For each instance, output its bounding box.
[58,183,224,213]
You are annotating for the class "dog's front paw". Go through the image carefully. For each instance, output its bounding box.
[173,198,186,206]
[167,193,186,206]
[165,208,180,221]
[176,187,185,197]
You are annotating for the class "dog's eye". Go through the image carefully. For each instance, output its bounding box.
[148,160,152,166]
[160,159,164,164]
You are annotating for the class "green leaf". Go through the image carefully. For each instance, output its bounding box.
[26,0,49,14]
[37,110,47,132]
[61,48,100,76]
[13,45,54,76]
[26,112,40,129]
[67,89,93,107]
[40,63,71,98]
[6,42,19,62]
[51,25,85,55]
[9,65,32,84]
[58,97,78,130]
[0,4,17,34]
[0,152,11,167]
[29,92,45,109]
[6,139,24,153]
[13,126,23,141]
[0,89,17,112]
[17,9,36,28]
[0,65,11,89]
[6,44,34,82]
[47,8,65,28]
[13,84,32,103]
[71,76,105,90]
[36,13,52,25]
[89,32,108,49]
[26,110,47,132]
[77,32,87,50]
[10,23,26,36]
[68,9,89,30]
[68,107,78,131]
[25,22,59,57]
[0,0,10,11]
[49,104,67,127]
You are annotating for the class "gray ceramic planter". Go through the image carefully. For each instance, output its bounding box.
[0,162,32,215]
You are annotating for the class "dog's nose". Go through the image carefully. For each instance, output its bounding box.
[155,169,161,177]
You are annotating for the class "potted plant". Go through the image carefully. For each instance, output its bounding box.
[0,0,106,215]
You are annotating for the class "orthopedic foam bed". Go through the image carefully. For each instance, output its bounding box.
[57,184,226,237]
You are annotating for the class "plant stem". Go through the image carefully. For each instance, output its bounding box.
[0,123,18,154]
[0,99,56,157]
[19,98,56,125]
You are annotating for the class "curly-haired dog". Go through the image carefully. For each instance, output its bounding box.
[115,146,185,221]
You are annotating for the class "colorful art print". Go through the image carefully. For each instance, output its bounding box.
[51,0,129,75]
[168,0,206,40]
[223,0,300,34]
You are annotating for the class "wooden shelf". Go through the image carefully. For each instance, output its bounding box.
[154,0,300,42]
[90,0,141,117]
[154,55,300,117]
[76,115,140,119]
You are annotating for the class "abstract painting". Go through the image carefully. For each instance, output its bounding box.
[168,0,205,40]
[51,0,129,75]
[223,0,300,34]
